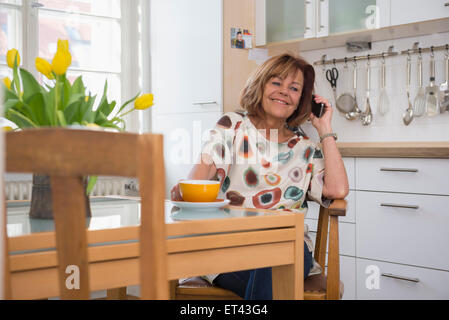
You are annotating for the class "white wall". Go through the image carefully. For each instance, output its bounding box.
[299,31,449,142]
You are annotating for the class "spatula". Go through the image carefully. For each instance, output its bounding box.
[425,52,439,116]
[439,53,449,112]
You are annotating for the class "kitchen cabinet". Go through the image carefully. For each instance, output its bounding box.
[334,155,449,299]
[150,0,222,115]
[150,0,223,197]
[255,0,387,45]
[152,112,222,198]
[390,0,449,26]
[357,258,449,300]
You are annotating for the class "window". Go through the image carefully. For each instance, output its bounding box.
[0,0,150,132]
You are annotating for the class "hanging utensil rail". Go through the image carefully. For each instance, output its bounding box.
[313,43,449,66]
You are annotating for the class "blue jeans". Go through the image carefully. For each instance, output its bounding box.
[213,241,313,300]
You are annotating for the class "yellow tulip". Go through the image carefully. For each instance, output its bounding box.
[3,77,11,90]
[57,39,70,53]
[51,39,72,75]
[6,49,20,68]
[134,93,154,110]
[35,57,54,79]
[51,50,72,75]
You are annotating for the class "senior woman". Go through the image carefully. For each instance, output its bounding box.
[171,53,349,300]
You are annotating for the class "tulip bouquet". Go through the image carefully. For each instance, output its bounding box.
[2,39,153,131]
[2,39,154,196]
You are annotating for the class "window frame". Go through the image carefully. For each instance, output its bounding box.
[0,0,151,132]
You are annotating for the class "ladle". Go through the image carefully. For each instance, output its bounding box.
[403,55,414,125]
[362,59,373,126]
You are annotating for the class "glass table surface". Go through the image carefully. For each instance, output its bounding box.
[6,197,277,242]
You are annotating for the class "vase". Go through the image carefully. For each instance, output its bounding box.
[29,174,92,219]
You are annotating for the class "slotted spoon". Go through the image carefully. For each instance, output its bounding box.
[413,54,426,117]
[426,51,439,116]
[362,60,373,126]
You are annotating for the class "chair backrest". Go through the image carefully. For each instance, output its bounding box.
[3,128,168,299]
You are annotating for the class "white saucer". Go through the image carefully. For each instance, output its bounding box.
[171,199,230,210]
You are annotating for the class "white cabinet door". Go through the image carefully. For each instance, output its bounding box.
[150,0,222,115]
[390,0,449,26]
[356,191,449,271]
[152,112,222,198]
[357,258,449,300]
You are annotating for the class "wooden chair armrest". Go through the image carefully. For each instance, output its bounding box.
[327,199,347,217]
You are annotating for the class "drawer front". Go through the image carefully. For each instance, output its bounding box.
[356,191,449,271]
[343,157,355,190]
[357,258,449,300]
[356,158,449,195]
[306,219,355,257]
[307,190,355,223]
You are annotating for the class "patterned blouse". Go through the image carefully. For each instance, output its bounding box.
[200,111,331,282]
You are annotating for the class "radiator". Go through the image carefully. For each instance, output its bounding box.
[5,177,129,201]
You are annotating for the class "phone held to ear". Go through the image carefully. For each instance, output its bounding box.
[311,94,325,118]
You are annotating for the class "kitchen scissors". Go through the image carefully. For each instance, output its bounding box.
[326,67,339,89]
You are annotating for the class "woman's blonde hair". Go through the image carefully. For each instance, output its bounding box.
[239,53,315,128]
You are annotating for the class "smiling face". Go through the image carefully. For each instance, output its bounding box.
[261,70,304,122]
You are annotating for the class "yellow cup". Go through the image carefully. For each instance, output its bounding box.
[179,180,220,202]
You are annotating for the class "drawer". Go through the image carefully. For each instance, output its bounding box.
[357,258,449,300]
[342,157,355,190]
[355,158,449,195]
[307,190,355,223]
[306,219,355,257]
[356,191,449,271]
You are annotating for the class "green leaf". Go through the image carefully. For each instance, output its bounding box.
[42,85,56,126]
[4,98,20,112]
[19,68,42,102]
[86,175,98,195]
[64,99,84,124]
[57,110,67,126]
[117,92,140,115]
[62,77,71,110]
[26,93,49,126]
[72,76,85,95]
[5,109,37,128]
[3,87,19,101]
[79,95,96,123]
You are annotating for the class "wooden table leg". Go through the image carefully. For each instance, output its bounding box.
[107,287,127,300]
[272,213,304,300]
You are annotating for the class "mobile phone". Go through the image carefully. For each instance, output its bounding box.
[311,95,325,118]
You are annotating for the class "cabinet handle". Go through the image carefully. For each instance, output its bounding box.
[380,203,419,210]
[192,101,217,106]
[380,168,418,173]
[381,273,420,283]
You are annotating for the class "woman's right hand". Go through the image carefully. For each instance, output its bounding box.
[170,183,183,201]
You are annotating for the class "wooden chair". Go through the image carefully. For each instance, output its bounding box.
[173,199,347,300]
[2,128,168,300]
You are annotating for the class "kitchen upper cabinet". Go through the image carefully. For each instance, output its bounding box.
[256,0,388,45]
[390,0,449,26]
[150,0,222,115]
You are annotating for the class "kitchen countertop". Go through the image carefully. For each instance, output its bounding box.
[337,142,449,158]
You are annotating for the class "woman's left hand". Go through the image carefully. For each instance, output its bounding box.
[309,94,333,136]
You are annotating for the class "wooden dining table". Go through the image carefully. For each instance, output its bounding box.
[6,196,304,300]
